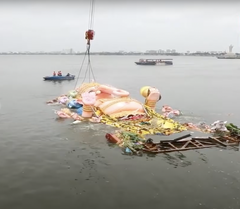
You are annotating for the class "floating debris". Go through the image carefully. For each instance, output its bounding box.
[106,130,240,155]
[47,82,240,155]
[47,82,187,137]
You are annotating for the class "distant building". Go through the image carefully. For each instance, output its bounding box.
[146,50,158,54]
[62,48,75,54]
[158,49,165,54]
[210,51,217,54]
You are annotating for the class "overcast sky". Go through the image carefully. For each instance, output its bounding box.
[1,0,240,52]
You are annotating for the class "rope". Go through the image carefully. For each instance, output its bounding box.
[88,0,92,29]
[74,47,88,89]
[81,44,96,84]
[88,0,95,29]
[74,0,96,89]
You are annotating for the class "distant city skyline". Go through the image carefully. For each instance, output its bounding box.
[0,48,233,54]
[0,1,240,52]
[0,48,231,56]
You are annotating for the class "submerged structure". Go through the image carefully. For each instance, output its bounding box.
[47,82,240,155]
[46,0,240,155]
[47,83,186,137]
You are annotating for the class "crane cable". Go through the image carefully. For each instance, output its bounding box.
[74,0,96,89]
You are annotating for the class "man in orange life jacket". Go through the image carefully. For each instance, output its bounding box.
[53,71,56,76]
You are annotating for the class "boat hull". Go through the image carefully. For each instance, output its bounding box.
[135,61,173,66]
[135,62,156,65]
[43,75,75,81]
[217,56,240,59]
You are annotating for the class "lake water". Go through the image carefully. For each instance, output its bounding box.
[0,55,240,209]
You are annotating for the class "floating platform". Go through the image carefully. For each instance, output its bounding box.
[105,133,240,155]
[142,136,240,154]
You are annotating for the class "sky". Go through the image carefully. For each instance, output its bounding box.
[0,0,240,53]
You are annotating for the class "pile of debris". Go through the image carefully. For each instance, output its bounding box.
[46,83,188,137]
[99,105,187,137]
[46,82,240,155]
[105,122,240,155]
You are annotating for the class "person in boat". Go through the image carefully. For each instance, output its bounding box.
[57,71,62,76]
[66,73,70,76]
[53,71,56,76]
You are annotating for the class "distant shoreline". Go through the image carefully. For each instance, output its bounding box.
[0,53,230,57]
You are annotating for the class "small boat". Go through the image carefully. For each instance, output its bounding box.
[43,75,75,81]
[135,59,173,66]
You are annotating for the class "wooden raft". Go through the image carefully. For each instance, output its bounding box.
[105,133,240,154]
[143,135,240,154]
